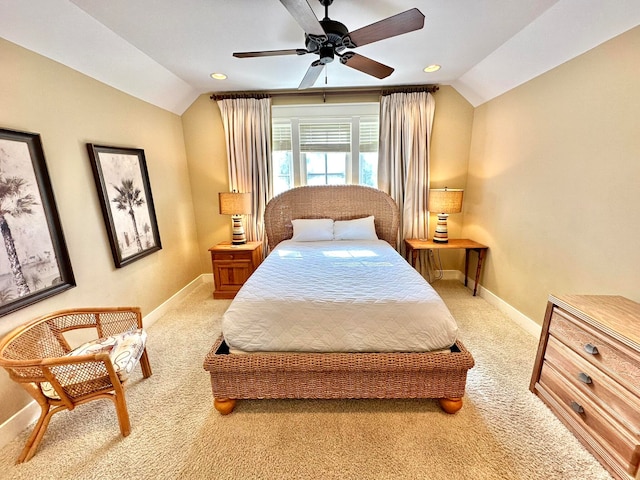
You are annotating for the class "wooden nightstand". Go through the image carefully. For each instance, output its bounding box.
[209,241,263,299]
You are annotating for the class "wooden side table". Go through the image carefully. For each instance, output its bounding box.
[404,238,488,296]
[209,241,263,299]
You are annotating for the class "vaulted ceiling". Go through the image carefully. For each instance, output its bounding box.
[2,0,639,114]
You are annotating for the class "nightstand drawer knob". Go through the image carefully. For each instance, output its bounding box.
[583,343,599,355]
[577,372,592,384]
[570,401,584,414]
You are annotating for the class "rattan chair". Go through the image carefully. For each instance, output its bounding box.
[0,307,152,463]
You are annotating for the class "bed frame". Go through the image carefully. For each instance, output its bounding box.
[203,185,475,414]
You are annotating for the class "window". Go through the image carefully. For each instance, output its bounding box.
[272,122,293,194]
[272,103,379,195]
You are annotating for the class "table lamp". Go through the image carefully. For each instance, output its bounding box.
[428,188,463,243]
[218,191,252,245]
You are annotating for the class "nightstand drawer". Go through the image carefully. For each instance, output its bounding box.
[549,308,640,394]
[212,252,252,262]
[545,335,640,433]
[539,362,640,473]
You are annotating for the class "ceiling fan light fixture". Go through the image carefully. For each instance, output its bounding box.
[210,72,227,80]
[423,64,441,73]
[319,45,335,64]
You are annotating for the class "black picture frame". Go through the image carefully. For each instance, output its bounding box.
[0,128,75,316]
[87,144,162,268]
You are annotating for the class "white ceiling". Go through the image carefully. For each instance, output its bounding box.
[2,0,640,114]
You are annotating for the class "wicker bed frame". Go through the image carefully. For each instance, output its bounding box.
[203,185,475,414]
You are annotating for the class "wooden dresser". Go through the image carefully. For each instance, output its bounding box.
[209,241,262,299]
[530,294,640,480]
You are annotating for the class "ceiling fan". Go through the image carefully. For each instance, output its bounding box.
[233,0,425,89]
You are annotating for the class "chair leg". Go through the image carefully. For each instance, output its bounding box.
[139,349,152,378]
[111,390,131,437]
[18,403,57,464]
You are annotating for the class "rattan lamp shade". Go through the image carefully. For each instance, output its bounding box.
[428,188,463,214]
[218,192,252,215]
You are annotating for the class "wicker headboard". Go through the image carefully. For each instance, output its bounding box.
[264,185,399,250]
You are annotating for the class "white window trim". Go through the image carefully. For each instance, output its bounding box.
[272,103,379,190]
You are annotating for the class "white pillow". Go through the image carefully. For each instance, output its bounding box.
[333,216,378,240]
[291,218,334,241]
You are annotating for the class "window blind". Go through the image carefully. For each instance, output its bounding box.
[272,122,292,151]
[360,120,379,153]
[299,123,351,153]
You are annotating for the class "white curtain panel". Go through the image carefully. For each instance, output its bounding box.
[217,97,273,244]
[378,92,435,272]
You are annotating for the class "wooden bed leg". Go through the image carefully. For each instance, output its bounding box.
[214,398,237,415]
[438,397,463,414]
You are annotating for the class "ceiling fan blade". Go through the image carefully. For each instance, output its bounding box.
[344,8,425,48]
[280,0,327,40]
[233,49,307,58]
[340,52,394,79]
[298,61,324,89]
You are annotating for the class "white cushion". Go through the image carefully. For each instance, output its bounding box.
[333,216,378,240]
[40,329,147,399]
[291,218,334,241]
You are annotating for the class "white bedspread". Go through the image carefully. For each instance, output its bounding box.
[221,240,458,353]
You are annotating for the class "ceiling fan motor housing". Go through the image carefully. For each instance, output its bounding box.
[305,18,349,56]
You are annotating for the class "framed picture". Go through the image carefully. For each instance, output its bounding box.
[87,144,162,268]
[0,128,75,316]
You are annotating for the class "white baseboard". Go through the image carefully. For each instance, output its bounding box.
[431,270,541,338]
[0,401,41,452]
[0,274,210,451]
[142,275,208,328]
[463,274,542,338]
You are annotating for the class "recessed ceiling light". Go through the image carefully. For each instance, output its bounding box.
[423,64,441,73]
[210,73,227,80]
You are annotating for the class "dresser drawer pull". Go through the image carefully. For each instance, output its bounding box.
[577,372,592,384]
[570,401,584,414]
[583,343,599,355]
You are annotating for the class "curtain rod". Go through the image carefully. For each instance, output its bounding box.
[210,85,439,101]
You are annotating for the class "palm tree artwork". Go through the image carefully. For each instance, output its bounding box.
[0,154,38,300]
[88,145,161,268]
[0,130,75,315]
[111,178,145,253]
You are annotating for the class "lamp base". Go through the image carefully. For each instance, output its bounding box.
[231,215,247,245]
[433,213,449,243]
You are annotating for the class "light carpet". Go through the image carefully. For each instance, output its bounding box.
[0,280,612,479]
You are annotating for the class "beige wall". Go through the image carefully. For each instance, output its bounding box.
[0,39,201,423]
[182,95,231,271]
[429,87,474,267]
[464,26,640,323]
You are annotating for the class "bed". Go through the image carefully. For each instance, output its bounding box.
[203,185,474,414]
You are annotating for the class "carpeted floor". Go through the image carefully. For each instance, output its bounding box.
[0,280,612,479]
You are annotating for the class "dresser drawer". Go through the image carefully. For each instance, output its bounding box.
[539,362,640,474]
[549,308,640,395]
[546,335,640,434]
